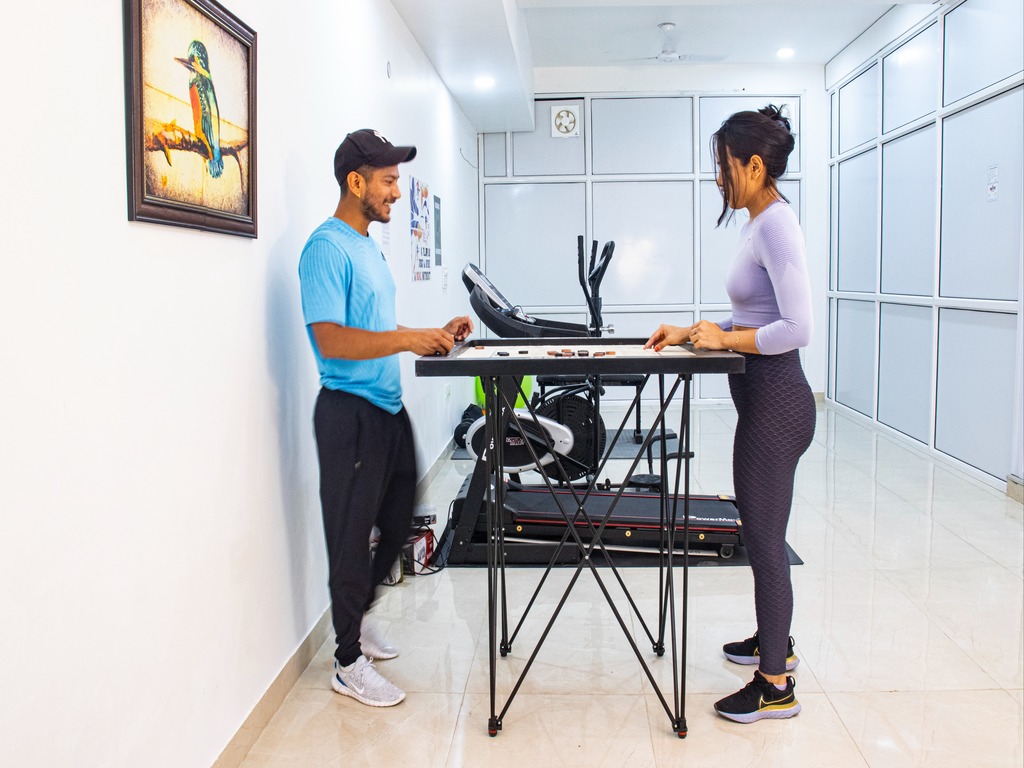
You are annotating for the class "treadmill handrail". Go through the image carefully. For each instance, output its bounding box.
[468,286,589,339]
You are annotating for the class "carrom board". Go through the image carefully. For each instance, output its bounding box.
[415,337,745,377]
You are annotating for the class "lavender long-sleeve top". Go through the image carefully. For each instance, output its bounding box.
[720,201,812,355]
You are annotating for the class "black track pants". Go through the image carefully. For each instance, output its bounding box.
[729,350,815,676]
[313,388,417,666]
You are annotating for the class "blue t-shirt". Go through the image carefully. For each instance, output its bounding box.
[298,218,402,414]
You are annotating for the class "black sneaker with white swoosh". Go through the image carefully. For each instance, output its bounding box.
[723,630,800,670]
[714,670,801,723]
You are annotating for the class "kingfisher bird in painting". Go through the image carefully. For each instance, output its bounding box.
[175,40,224,179]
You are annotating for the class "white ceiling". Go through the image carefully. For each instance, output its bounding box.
[390,0,942,132]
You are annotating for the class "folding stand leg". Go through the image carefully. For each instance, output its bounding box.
[483,373,528,736]
[481,371,696,739]
[481,375,516,736]
[662,376,692,739]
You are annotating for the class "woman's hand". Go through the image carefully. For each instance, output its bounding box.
[644,324,693,351]
[688,320,727,350]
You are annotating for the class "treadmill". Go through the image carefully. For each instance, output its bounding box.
[434,243,743,566]
[462,261,589,338]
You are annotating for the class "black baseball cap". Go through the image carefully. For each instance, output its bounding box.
[334,129,417,186]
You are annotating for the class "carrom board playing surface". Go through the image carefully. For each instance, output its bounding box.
[415,337,745,377]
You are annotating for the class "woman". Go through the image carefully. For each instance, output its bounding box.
[645,105,815,723]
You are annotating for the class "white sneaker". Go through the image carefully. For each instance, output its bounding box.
[360,617,399,660]
[332,656,405,707]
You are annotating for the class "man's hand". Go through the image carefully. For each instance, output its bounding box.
[443,315,474,342]
[404,328,456,356]
[644,323,693,352]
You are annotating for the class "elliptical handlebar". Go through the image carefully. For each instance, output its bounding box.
[590,241,614,296]
[577,236,603,337]
[578,236,614,337]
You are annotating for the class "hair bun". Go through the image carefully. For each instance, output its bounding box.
[759,104,792,132]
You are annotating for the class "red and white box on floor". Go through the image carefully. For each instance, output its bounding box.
[402,531,433,576]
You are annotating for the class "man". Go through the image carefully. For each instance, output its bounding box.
[298,129,473,707]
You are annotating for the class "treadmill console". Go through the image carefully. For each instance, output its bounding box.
[462,264,589,339]
[462,264,534,323]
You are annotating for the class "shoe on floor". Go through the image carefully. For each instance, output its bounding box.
[723,631,799,671]
[714,670,801,723]
[360,617,398,660]
[332,656,405,707]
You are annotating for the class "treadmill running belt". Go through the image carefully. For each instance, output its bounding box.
[505,488,741,533]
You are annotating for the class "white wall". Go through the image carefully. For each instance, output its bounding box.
[533,65,831,394]
[0,0,477,765]
[823,0,1023,485]
[825,3,936,89]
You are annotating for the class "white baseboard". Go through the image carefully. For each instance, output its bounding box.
[212,443,454,766]
[1008,475,1023,504]
[416,439,455,502]
[212,608,332,768]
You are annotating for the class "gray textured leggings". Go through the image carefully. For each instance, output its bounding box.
[729,349,816,675]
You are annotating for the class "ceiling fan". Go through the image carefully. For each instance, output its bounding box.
[642,21,725,64]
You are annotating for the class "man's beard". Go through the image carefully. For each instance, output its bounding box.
[361,193,392,223]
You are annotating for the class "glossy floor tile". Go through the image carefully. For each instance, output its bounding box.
[240,404,1024,768]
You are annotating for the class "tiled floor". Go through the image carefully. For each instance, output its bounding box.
[240,404,1024,767]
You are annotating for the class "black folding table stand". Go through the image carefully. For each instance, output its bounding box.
[416,339,744,739]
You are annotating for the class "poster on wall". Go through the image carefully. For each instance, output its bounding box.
[380,221,391,260]
[410,176,432,282]
[433,195,442,266]
[123,0,257,237]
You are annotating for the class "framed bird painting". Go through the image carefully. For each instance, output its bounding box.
[124,0,257,237]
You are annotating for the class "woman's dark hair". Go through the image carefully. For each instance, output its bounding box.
[711,104,795,226]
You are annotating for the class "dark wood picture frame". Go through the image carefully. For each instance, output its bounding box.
[123,0,257,237]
